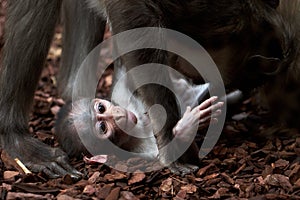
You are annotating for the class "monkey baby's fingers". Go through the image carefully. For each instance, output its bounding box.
[199,109,222,124]
[212,109,222,117]
[198,102,223,119]
[199,115,211,124]
[214,102,224,110]
[205,102,224,112]
[200,118,219,127]
[210,118,219,124]
[198,96,218,110]
[184,106,192,114]
[211,108,222,118]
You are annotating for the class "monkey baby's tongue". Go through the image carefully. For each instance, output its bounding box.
[127,110,138,124]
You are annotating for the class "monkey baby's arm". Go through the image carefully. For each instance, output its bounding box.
[173,96,224,142]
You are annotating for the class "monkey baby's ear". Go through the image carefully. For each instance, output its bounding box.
[263,0,280,9]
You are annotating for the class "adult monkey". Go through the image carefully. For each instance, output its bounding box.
[0,0,294,177]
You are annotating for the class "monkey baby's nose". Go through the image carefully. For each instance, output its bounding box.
[96,114,113,121]
[111,110,126,122]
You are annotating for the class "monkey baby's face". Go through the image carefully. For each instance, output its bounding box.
[91,98,138,141]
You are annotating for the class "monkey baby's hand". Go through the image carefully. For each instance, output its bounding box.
[197,96,224,124]
[2,134,82,179]
[173,96,224,142]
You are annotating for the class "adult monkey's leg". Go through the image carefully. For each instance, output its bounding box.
[0,0,80,178]
[59,0,106,101]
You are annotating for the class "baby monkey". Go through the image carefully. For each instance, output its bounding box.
[55,71,224,160]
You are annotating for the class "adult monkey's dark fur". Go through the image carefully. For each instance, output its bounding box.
[0,0,298,177]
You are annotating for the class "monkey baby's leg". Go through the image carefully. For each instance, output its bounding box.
[0,0,80,179]
[58,0,106,101]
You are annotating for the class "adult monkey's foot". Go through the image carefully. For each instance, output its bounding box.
[1,134,82,179]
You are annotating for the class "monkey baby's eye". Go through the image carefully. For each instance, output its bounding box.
[98,103,106,114]
[98,121,107,134]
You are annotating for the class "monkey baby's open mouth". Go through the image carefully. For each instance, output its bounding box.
[127,110,138,124]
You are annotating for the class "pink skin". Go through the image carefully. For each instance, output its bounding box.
[91,99,137,139]
[173,96,224,142]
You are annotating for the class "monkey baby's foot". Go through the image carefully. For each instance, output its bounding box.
[168,162,199,176]
[2,135,82,179]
